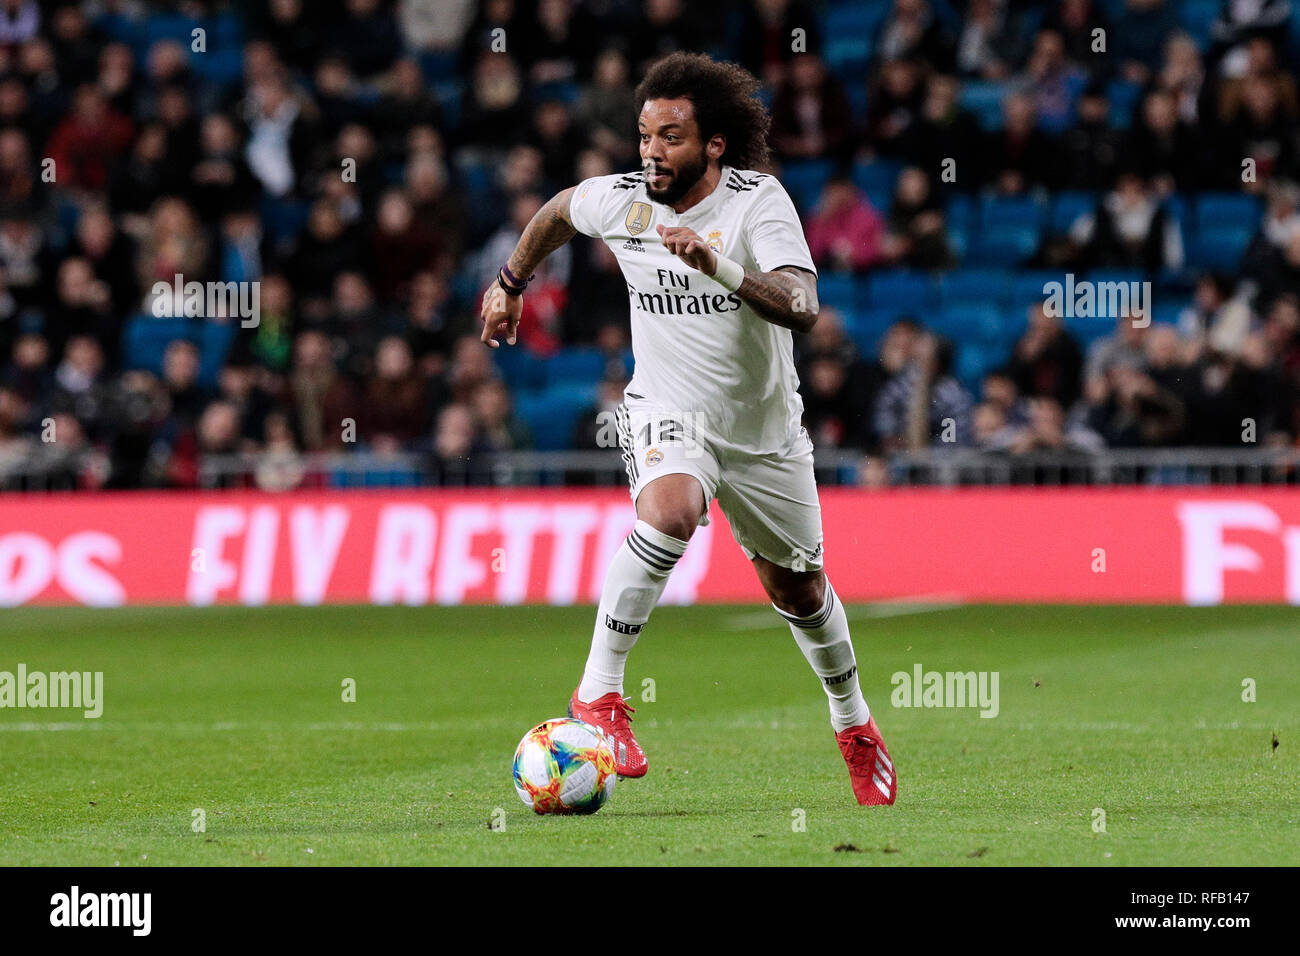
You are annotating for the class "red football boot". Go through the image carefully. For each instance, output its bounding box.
[836,716,897,805]
[568,689,647,778]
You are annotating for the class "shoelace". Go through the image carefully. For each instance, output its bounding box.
[844,734,877,771]
[606,696,635,733]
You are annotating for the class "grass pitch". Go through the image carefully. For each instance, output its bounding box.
[1,603,1296,866]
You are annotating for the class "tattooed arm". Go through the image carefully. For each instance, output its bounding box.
[735,266,820,334]
[481,187,578,348]
[657,225,821,334]
[505,186,578,279]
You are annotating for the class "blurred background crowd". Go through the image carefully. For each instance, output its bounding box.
[1,0,1300,490]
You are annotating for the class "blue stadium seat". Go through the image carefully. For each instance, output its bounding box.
[1000,304,1032,342]
[1193,194,1263,231]
[419,50,460,83]
[1152,298,1193,329]
[824,34,872,76]
[1179,0,1221,49]
[866,270,937,310]
[781,159,836,213]
[259,197,309,249]
[955,342,1001,391]
[964,225,1040,266]
[932,304,1004,344]
[817,272,859,312]
[980,194,1046,230]
[1063,310,1120,348]
[846,307,906,355]
[1010,270,1063,308]
[940,268,1013,307]
[1050,191,1098,234]
[1187,227,1254,271]
[198,320,235,389]
[546,347,608,386]
[1106,79,1142,129]
[192,49,242,86]
[492,347,547,391]
[823,2,887,38]
[851,159,901,212]
[432,81,462,130]
[960,81,1009,130]
[121,315,189,372]
[139,13,203,61]
[516,385,597,452]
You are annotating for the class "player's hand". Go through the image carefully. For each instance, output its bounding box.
[656,224,717,276]
[480,278,523,349]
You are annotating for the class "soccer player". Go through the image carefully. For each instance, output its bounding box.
[480,53,895,805]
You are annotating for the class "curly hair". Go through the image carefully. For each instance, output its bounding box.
[634,52,772,170]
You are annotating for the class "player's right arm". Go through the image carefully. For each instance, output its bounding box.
[479,186,578,349]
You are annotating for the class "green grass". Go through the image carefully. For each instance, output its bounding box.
[0,604,1296,866]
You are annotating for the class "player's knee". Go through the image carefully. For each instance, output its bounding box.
[769,573,826,619]
[636,504,697,543]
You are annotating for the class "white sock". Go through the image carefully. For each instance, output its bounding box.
[578,520,688,702]
[776,582,870,732]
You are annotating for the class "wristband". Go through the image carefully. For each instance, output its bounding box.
[500,263,533,292]
[498,271,525,297]
[711,254,745,292]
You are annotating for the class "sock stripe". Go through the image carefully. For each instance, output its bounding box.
[630,530,683,562]
[775,588,837,630]
[625,534,675,573]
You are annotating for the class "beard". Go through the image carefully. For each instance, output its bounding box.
[645,148,709,206]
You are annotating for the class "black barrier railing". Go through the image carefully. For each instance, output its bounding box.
[3,447,1299,491]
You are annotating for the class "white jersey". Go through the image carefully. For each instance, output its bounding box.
[569,165,817,455]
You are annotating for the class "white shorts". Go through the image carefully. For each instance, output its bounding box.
[615,400,825,571]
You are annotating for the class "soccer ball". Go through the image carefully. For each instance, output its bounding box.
[512,718,618,815]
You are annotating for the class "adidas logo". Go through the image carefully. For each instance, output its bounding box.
[622,237,645,252]
[872,749,894,799]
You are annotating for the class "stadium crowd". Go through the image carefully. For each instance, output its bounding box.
[1,0,1299,490]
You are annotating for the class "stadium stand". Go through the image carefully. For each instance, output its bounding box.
[1,0,1299,491]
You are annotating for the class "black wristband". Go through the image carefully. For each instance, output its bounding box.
[498,270,525,296]
[500,264,533,293]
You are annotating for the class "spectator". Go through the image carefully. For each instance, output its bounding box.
[1060,84,1122,190]
[472,378,532,451]
[45,84,133,192]
[982,92,1059,193]
[877,0,955,70]
[885,167,953,268]
[796,307,884,449]
[361,335,430,448]
[1005,302,1084,408]
[1008,395,1103,454]
[1125,88,1204,192]
[874,331,974,450]
[806,176,887,272]
[1017,29,1087,135]
[770,54,854,162]
[1112,0,1178,85]
[1070,172,1184,271]
[576,48,638,166]
[902,74,983,186]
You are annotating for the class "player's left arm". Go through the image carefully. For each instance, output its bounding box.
[735,265,819,333]
[657,225,819,333]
